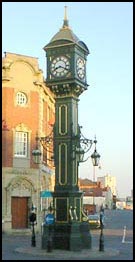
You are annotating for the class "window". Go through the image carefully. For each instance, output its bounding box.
[14,132,28,157]
[16,92,27,105]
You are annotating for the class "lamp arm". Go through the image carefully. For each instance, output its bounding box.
[79,155,90,163]
[40,141,53,153]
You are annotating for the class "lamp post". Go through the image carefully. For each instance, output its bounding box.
[91,137,100,214]
[29,204,37,247]
[99,210,104,251]
[32,146,43,211]
[32,131,54,225]
[45,203,55,252]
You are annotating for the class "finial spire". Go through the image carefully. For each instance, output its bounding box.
[64,5,68,20]
[63,5,69,28]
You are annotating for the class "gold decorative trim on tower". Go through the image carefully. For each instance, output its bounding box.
[59,104,68,135]
[59,143,67,185]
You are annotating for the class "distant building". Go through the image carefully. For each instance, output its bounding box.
[102,186,113,209]
[125,196,133,210]
[79,178,113,213]
[116,195,133,210]
[97,174,117,196]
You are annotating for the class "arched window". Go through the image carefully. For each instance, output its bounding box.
[16,92,27,106]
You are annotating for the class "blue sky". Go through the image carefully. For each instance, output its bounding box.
[2,2,133,198]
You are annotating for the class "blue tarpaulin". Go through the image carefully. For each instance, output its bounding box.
[40,191,52,198]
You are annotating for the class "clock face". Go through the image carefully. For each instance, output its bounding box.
[76,58,85,79]
[50,56,70,77]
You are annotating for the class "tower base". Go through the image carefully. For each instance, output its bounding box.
[41,221,92,251]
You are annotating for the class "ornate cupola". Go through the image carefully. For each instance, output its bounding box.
[43,6,89,97]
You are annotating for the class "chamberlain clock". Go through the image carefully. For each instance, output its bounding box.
[50,55,70,77]
[76,57,85,79]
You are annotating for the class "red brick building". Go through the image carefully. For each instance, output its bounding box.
[2,52,55,232]
[79,178,113,213]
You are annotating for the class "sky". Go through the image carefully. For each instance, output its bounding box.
[2,2,133,198]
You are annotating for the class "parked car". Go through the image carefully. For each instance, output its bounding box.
[88,214,101,229]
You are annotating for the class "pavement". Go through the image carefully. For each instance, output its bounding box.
[3,210,133,260]
[15,243,119,259]
[3,229,121,260]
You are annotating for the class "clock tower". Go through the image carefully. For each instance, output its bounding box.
[43,6,91,251]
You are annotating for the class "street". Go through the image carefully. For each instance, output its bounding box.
[2,209,133,260]
[91,209,133,260]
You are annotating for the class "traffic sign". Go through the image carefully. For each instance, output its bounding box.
[45,214,55,225]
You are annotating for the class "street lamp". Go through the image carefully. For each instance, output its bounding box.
[29,204,37,247]
[91,137,101,213]
[32,141,43,212]
[32,130,54,214]
[71,125,93,163]
[32,130,54,164]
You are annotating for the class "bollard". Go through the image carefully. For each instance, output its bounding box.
[99,227,104,251]
[31,222,36,247]
[47,225,53,252]
[47,235,53,252]
[29,205,37,247]
[44,205,55,252]
[122,226,126,243]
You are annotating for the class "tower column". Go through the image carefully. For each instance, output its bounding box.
[43,6,91,251]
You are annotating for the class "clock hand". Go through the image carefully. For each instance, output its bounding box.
[55,65,68,70]
[55,65,64,70]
